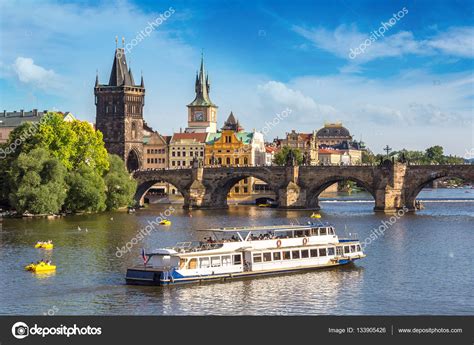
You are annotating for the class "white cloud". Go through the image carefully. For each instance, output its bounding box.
[12,57,62,91]
[427,27,474,58]
[293,24,473,65]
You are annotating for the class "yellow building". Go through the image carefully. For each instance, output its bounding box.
[205,113,268,200]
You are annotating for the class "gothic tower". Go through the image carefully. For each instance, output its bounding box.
[185,54,218,133]
[95,45,145,171]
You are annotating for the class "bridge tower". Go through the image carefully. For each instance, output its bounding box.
[95,42,145,172]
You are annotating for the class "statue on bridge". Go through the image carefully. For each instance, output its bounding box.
[286,149,297,166]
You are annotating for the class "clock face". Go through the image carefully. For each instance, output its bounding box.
[194,111,204,121]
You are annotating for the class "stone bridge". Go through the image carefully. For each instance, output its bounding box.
[132,163,474,212]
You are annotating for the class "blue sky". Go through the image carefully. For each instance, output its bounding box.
[0,0,472,155]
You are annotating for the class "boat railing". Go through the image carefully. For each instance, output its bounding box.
[172,241,223,253]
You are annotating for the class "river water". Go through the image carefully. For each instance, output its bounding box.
[0,188,472,315]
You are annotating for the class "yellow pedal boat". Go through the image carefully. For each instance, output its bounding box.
[34,242,54,250]
[25,262,56,273]
[159,219,171,226]
[310,213,321,219]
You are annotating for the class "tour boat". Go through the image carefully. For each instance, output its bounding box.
[125,222,365,286]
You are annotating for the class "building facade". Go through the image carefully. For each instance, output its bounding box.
[169,132,207,168]
[95,46,145,171]
[275,129,318,165]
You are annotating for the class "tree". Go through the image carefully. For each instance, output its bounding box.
[64,165,107,213]
[425,145,444,164]
[104,155,137,210]
[273,146,303,165]
[8,147,67,214]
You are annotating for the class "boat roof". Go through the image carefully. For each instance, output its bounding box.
[197,223,332,233]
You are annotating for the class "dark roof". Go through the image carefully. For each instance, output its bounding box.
[187,54,217,107]
[221,111,242,131]
[316,124,351,138]
[107,48,136,87]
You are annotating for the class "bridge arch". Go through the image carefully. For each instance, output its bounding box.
[404,168,474,210]
[205,172,280,208]
[304,175,376,209]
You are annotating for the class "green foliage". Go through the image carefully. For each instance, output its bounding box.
[273,146,303,165]
[425,145,444,163]
[104,155,137,210]
[8,148,67,214]
[64,165,107,213]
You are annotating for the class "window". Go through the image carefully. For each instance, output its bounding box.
[327,247,335,256]
[329,228,334,235]
[351,245,356,253]
[283,251,291,260]
[336,247,343,255]
[177,152,181,157]
[183,151,186,157]
[310,249,318,257]
[253,253,262,263]
[172,161,176,166]
[147,158,150,164]
[172,152,176,157]
[211,256,221,267]
[233,254,242,265]
[243,187,248,193]
[356,245,361,252]
[311,228,319,236]
[199,257,210,268]
[235,158,239,165]
[273,252,281,261]
[234,187,240,193]
[226,157,231,165]
[301,250,309,258]
[263,252,272,262]
[292,250,300,259]
[344,246,350,254]
[319,248,327,256]
[222,255,231,266]
[187,258,197,269]
[320,228,327,236]
[179,258,186,269]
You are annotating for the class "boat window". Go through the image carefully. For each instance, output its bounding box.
[273,252,281,261]
[283,251,291,260]
[222,255,232,266]
[188,258,197,269]
[301,250,309,258]
[327,247,335,256]
[199,257,210,268]
[320,228,327,236]
[329,227,334,235]
[310,249,318,257]
[253,253,262,263]
[295,230,304,237]
[344,246,350,254]
[319,248,327,256]
[351,245,356,253]
[292,250,300,259]
[336,247,343,255]
[179,258,186,269]
[311,228,318,236]
[356,245,361,252]
[233,254,242,265]
[263,252,272,262]
[211,256,221,267]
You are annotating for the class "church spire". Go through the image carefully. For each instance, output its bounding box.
[188,52,215,107]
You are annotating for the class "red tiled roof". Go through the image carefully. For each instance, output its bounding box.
[171,132,208,143]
